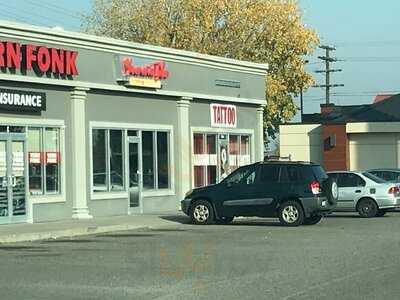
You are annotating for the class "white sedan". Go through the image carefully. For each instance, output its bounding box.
[327,171,400,217]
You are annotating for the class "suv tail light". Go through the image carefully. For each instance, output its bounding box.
[310,181,321,195]
[388,186,400,195]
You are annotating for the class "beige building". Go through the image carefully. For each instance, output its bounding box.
[280,99,400,171]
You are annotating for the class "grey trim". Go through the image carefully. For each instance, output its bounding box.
[223,198,273,206]
[0,73,266,106]
[0,20,268,75]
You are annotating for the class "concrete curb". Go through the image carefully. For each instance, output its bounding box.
[0,223,155,243]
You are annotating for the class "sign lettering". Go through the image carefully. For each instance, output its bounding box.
[0,89,46,113]
[0,41,78,76]
[210,104,237,128]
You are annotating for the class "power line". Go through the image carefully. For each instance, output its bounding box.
[22,0,81,20]
[0,10,51,27]
[1,3,74,29]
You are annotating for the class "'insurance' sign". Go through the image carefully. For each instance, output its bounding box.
[0,89,46,113]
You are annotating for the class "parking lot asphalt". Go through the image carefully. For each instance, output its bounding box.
[0,212,400,300]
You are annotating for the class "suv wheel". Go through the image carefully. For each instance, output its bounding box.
[216,216,234,225]
[357,198,378,218]
[304,215,323,225]
[278,201,304,226]
[190,200,215,225]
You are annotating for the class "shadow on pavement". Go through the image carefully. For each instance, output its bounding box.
[99,233,157,238]
[42,239,97,243]
[0,245,49,252]
[159,215,191,224]
[230,219,283,227]
[160,215,284,227]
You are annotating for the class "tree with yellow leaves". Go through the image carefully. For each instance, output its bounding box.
[82,0,319,137]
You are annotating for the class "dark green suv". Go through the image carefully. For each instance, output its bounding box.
[181,161,338,226]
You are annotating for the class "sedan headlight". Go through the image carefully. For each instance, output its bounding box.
[184,189,193,198]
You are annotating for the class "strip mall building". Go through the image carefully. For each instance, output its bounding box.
[0,21,268,224]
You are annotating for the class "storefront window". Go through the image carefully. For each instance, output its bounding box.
[193,134,206,187]
[110,130,124,191]
[157,132,169,189]
[142,131,154,190]
[229,135,239,172]
[27,127,62,195]
[28,128,42,195]
[44,128,60,194]
[207,135,217,185]
[239,136,251,166]
[92,128,171,193]
[192,132,252,188]
[92,129,107,192]
[193,134,219,187]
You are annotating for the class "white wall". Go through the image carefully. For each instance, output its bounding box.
[349,133,400,171]
[279,124,323,164]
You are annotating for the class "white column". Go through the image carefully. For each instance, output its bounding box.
[71,87,92,219]
[177,97,191,202]
[256,106,265,162]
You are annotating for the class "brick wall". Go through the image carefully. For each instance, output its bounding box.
[322,124,349,171]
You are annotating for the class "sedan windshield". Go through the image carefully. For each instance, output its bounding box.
[362,172,387,184]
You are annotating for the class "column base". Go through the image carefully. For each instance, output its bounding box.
[72,207,93,220]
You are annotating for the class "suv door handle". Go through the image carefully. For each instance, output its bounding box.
[355,190,361,193]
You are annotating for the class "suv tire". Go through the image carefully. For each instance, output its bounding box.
[304,215,323,225]
[357,198,378,218]
[323,177,338,205]
[190,200,215,225]
[278,201,304,226]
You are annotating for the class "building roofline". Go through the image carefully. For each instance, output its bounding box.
[0,20,268,76]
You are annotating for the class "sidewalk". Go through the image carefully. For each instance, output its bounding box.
[0,212,189,243]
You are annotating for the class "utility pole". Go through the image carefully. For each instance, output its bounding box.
[314,45,344,105]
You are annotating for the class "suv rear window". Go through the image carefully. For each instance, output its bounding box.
[311,165,328,181]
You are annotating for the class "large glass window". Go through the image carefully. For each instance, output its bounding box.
[229,135,239,172]
[92,129,107,191]
[206,135,217,185]
[157,132,169,189]
[28,128,42,195]
[193,132,252,188]
[27,127,62,195]
[92,128,171,192]
[92,129,125,192]
[44,128,60,194]
[193,134,218,188]
[110,130,124,191]
[142,131,154,189]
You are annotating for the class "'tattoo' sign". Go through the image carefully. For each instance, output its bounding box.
[210,103,237,128]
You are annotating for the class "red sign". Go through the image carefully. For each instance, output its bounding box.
[210,103,237,128]
[29,152,42,164]
[0,41,79,76]
[46,152,60,164]
[122,57,169,80]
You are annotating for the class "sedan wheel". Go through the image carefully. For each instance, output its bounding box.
[357,198,378,218]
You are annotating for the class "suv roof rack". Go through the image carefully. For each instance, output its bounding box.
[264,155,292,162]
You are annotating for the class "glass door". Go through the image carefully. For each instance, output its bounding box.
[0,135,27,224]
[127,137,142,213]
